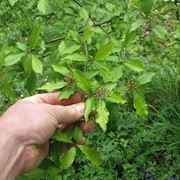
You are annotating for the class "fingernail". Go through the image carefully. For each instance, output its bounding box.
[74,103,84,113]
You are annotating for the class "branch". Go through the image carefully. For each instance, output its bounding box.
[46,14,123,44]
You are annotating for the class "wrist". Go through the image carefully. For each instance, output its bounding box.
[0,117,25,180]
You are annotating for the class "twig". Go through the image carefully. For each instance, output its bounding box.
[73,0,82,7]
[175,0,180,21]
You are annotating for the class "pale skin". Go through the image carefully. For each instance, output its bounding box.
[0,92,91,180]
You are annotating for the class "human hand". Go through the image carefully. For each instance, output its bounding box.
[0,92,93,179]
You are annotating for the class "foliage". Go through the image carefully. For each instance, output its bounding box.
[0,0,180,179]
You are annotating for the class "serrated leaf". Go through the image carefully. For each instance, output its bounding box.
[125,60,144,72]
[31,55,43,74]
[52,64,70,76]
[139,0,154,15]
[63,54,88,62]
[96,100,109,131]
[95,44,114,61]
[73,69,92,93]
[84,97,94,121]
[79,8,89,21]
[4,52,25,66]
[133,86,148,118]
[78,145,102,166]
[106,92,126,104]
[51,129,72,143]
[38,81,66,92]
[28,24,41,49]
[136,72,155,85]
[59,88,74,100]
[37,0,48,14]
[9,0,18,6]
[61,147,76,169]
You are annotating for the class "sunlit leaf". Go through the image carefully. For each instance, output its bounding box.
[4,52,25,66]
[133,86,148,118]
[106,92,127,104]
[136,72,155,85]
[95,44,114,61]
[38,81,66,92]
[96,100,109,131]
[84,97,95,121]
[61,147,76,169]
[52,64,70,76]
[78,145,102,166]
[37,0,48,14]
[31,55,43,74]
[73,69,92,93]
[125,59,144,72]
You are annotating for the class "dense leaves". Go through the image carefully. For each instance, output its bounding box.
[1,0,180,179]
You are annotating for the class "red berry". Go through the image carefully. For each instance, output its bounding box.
[79,121,95,134]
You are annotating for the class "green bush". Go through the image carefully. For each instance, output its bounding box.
[0,0,180,179]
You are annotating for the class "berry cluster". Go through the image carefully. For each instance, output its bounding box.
[127,80,137,92]
[64,76,74,85]
[94,87,110,99]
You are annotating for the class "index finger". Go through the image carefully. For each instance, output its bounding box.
[22,92,84,105]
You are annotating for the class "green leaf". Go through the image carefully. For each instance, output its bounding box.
[133,87,148,118]
[58,42,80,55]
[52,64,70,76]
[63,45,81,55]
[106,92,127,104]
[4,52,25,66]
[25,72,37,93]
[84,97,95,121]
[16,42,27,51]
[9,0,18,6]
[37,0,48,14]
[38,81,66,92]
[125,60,144,72]
[78,145,102,166]
[59,88,74,100]
[100,64,123,83]
[0,51,4,67]
[31,55,43,74]
[124,31,136,46]
[58,41,66,55]
[95,44,114,61]
[51,129,72,143]
[79,8,89,22]
[96,100,109,131]
[136,72,155,85]
[72,126,83,142]
[73,69,92,93]
[153,25,168,39]
[130,19,144,32]
[28,24,41,49]
[23,55,32,76]
[63,54,88,62]
[139,0,154,15]
[61,147,76,169]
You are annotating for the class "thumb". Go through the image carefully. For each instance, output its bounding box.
[52,102,84,124]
